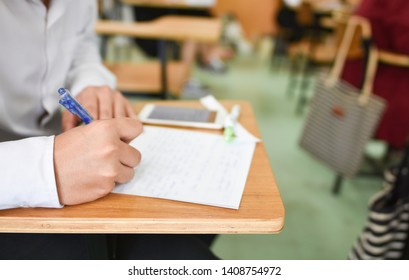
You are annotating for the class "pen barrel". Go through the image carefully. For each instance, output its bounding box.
[58,90,94,124]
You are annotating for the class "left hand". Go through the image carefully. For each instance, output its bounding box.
[61,86,136,131]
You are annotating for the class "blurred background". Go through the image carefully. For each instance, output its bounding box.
[97,0,409,259]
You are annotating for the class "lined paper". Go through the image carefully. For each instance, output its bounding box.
[113,126,257,209]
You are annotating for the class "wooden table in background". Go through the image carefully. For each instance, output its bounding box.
[95,15,222,98]
[0,101,285,234]
[121,0,214,9]
[95,15,222,43]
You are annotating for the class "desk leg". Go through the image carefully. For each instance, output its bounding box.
[332,174,343,195]
[99,35,109,60]
[158,40,169,100]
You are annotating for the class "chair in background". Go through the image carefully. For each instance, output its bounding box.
[272,0,361,115]
[95,18,191,99]
[95,1,222,99]
[285,5,360,114]
[271,0,313,72]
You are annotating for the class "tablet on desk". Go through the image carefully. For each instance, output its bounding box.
[138,104,225,129]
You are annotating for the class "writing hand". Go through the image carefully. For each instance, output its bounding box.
[54,118,143,205]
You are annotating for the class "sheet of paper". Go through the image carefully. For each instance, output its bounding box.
[113,126,256,209]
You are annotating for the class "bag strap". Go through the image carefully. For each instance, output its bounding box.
[359,44,378,105]
[325,16,378,105]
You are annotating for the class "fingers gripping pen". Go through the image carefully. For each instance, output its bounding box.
[58,88,94,124]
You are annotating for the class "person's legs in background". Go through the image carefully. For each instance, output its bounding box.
[132,7,168,57]
[177,8,228,74]
[132,7,228,98]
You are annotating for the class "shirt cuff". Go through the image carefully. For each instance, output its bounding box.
[0,136,63,210]
[39,135,63,208]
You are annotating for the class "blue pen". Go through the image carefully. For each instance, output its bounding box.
[58,88,94,124]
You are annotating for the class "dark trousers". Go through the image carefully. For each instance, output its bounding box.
[133,7,211,57]
[0,233,218,260]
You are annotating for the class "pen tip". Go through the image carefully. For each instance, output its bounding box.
[58,88,66,95]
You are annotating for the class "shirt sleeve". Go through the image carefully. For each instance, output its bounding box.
[0,136,62,210]
[66,0,116,96]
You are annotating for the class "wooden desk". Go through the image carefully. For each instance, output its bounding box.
[121,0,214,10]
[95,16,222,99]
[95,16,222,43]
[105,62,189,94]
[0,101,284,234]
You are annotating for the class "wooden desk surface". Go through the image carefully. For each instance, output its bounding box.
[95,15,222,43]
[122,0,213,9]
[0,101,285,234]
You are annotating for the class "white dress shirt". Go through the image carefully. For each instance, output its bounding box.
[0,0,115,209]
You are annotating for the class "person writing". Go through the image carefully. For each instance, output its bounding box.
[0,0,218,260]
[0,0,141,209]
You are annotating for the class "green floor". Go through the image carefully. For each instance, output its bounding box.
[187,55,384,260]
